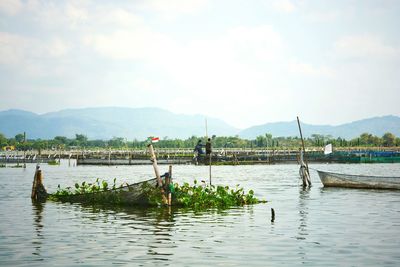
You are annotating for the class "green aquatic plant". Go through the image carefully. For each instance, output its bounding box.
[52,177,122,197]
[140,179,264,209]
[50,178,266,209]
[174,180,262,209]
[49,177,130,205]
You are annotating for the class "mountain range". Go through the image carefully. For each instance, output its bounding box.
[240,116,400,139]
[0,107,399,140]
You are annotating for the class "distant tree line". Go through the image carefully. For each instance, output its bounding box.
[0,131,399,151]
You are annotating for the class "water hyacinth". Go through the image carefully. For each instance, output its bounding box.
[50,178,266,209]
[175,181,261,209]
[141,179,265,209]
[52,178,120,197]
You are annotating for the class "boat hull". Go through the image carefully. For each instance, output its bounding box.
[317,170,400,190]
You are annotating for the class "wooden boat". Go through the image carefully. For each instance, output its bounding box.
[316,170,400,190]
[49,177,159,206]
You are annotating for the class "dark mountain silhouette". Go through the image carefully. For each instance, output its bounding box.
[0,107,399,140]
[0,107,239,139]
[239,115,400,139]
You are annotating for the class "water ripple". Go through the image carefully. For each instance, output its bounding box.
[1,163,400,266]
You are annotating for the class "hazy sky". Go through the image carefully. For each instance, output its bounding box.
[1,0,399,128]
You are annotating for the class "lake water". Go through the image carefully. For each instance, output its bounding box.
[1,162,400,266]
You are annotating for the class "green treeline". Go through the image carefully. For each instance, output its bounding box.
[0,132,399,150]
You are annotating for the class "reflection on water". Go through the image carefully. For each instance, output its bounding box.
[1,163,400,266]
[296,187,310,264]
[31,201,45,260]
[68,204,179,263]
[297,187,310,240]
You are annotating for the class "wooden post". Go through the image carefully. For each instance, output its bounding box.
[31,167,38,199]
[23,132,26,168]
[148,144,167,204]
[31,166,47,201]
[108,148,111,166]
[168,165,173,205]
[58,145,61,164]
[271,208,275,222]
[209,153,212,186]
[297,116,311,186]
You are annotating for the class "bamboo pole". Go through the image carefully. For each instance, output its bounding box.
[23,132,26,169]
[205,118,212,186]
[209,153,212,186]
[108,148,111,166]
[205,118,208,137]
[296,116,311,186]
[168,165,172,205]
[148,144,167,204]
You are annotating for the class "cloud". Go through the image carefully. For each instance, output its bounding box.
[83,28,176,61]
[272,0,295,13]
[84,24,284,63]
[47,38,70,57]
[305,10,338,23]
[81,23,288,126]
[82,24,287,118]
[225,25,285,61]
[289,60,335,77]
[143,0,208,19]
[0,0,22,16]
[0,32,30,66]
[65,2,89,26]
[152,25,285,97]
[98,8,143,28]
[334,34,400,60]
[0,32,70,76]
[21,1,91,30]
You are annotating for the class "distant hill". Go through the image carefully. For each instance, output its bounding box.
[239,115,400,139]
[0,107,399,140]
[0,107,239,140]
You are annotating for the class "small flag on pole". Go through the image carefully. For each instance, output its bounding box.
[151,137,160,143]
[324,144,333,155]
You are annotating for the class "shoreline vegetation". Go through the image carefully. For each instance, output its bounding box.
[2,132,400,165]
[1,132,399,151]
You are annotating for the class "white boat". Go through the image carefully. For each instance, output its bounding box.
[316,170,400,190]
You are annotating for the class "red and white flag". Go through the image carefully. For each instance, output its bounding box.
[151,137,160,143]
